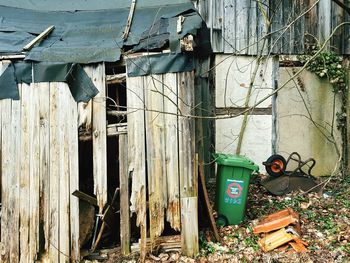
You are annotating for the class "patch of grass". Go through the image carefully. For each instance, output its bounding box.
[244,235,260,251]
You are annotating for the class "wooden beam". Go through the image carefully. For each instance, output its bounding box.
[106,73,126,84]
[119,134,131,255]
[0,54,25,60]
[72,190,98,207]
[107,110,127,117]
[215,107,272,116]
[122,0,137,40]
[23,25,55,51]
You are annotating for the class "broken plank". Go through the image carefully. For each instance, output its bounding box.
[178,71,198,256]
[144,74,166,243]
[119,133,131,255]
[163,73,180,231]
[23,25,55,51]
[126,75,147,262]
[72,190,98,207]
[92,63,108,213]
[122,0,137,40]
[106,73,126,84]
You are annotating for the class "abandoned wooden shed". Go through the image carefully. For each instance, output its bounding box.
[0,0,212,262]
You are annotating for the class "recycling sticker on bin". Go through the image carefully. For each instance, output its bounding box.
[224,179,244,205]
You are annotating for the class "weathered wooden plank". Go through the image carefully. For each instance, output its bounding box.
[318,0,331,45]
[19,83,31,263]
[37,83,50,257]
[180,197,199,257]
[68,90,80,262]
[48,82,60,263]
[127,75,147,262]
[270,0,284,53]
[59,83,72,263]
[331,0,345,53]
[0,62,3,249]
[248,0,258,55]
[223,0,236,53]
[178,71,198,256]
[235,0,249,53]
[0,96,12,262]
[256,0,269,54]
[92,63,108,212]
[144,75,166,242]
[119,134,130,255]
[29,82,40,262]
[211,0,224,52]
[163,73,180,231]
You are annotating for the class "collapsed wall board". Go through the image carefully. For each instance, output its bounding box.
[127,71,199,258]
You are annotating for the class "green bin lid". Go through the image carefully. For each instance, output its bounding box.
[213,153,259,171]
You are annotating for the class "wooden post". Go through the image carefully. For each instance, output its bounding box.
[119,133,130,255]
[178,71,199,256]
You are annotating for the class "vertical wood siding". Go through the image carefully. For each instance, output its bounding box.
[193,0,350,54]
[0,61,80,262]
[127,71,198,257]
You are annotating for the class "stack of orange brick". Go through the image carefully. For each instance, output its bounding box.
[253,208,308,253]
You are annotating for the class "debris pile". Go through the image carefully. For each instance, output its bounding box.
[253,208,308,253]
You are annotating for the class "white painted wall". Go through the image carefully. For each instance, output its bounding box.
[214,55,276,172]
[276,67,341,176]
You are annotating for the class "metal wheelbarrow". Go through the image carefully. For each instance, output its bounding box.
[261,152,319,195]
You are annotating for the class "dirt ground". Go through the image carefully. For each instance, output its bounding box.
[101,174,350,263]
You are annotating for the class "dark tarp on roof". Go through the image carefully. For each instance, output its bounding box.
[0,0,211,101]
[0,2,207,63]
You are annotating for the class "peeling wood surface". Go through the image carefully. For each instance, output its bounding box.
[145,75,166,242]
[91,63,108,213]
[126,71,199,258]
[0,73,80,261]
[163,73,180,231]
[126,75,147,261]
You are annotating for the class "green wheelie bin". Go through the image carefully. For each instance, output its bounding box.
[213,153,259,226]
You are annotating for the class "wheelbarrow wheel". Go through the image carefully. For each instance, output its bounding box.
[264,155,287,177]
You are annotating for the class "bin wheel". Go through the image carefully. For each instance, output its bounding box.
[216,215,228,227]
[263,155,287,177]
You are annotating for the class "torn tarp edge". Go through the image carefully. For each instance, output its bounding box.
[0,61,99,102]
[126,52,195,77]
[0,63,20,100]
